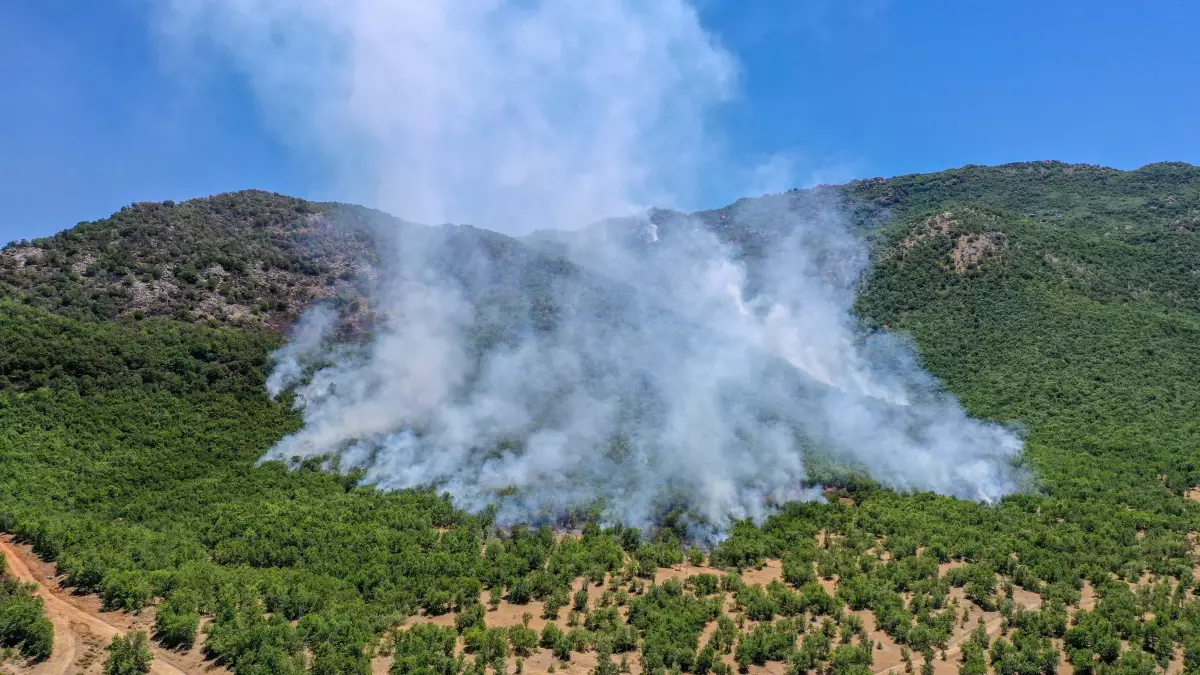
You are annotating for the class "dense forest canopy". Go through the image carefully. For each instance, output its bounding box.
[1,160,1199,674]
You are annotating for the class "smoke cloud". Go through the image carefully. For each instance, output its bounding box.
[160,0,1024,531]
[156,0,734,231]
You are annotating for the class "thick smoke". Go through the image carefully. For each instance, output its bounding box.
[156,0,733,231]
[258,196,1024,529]
[161,0,1024,530]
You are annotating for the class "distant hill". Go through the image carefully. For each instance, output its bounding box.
[4,161,1197,332]
[0,191,387,330]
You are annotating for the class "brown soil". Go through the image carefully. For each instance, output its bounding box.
[1078,581,1098,611]
[938,560,966,576]
[0,536,227,675]
[741,561,785,588]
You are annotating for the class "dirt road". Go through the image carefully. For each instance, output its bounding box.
[0,536,188,675]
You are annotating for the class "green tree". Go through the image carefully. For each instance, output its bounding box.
[104,631,153,675]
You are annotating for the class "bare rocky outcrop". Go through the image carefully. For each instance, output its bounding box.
[887,209,1006,274]
[951,231,1006,274]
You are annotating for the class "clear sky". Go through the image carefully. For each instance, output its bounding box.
[1,0,1197,241]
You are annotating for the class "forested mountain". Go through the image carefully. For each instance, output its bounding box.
[1,160,1199,675]
[6,161,1197,329]
[0,192,387,330]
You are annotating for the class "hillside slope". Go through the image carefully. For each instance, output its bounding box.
[0,192,385,330]
[5,161,1198,329]
[1,161,1199,675]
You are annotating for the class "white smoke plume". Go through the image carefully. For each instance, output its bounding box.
[159,0,1025,530]
[264,305,338,396]
[155,0,734,231]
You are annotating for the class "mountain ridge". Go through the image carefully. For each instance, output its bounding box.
[3,160,1197,333]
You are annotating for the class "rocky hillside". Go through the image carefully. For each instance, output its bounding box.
[0,191,387,330]
[4,161,1197,335]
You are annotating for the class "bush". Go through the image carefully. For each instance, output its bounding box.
[155,597,200,650]
[392,624,458,675]
[101,570,153,612]
[104,631,153,675]
[0,559,54,661]
[455,603,485,633]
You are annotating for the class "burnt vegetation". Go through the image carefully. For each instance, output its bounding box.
[1,161,1200,674]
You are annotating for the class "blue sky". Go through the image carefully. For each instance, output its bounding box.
[2,0,1197,242]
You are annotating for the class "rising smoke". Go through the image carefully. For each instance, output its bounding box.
[160,0,1025,531]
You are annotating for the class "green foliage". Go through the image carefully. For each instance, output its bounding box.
[627,581,720,672]
[989,631,1059,675]
[507,625,538,657]
[542,588,569,620]
[736,584,776,622]
[789,629,832,673]
[735,619,798,667]
[687,573,721,597]
[828,642,874,675]
[572,587,589,612]
[0,191,381,329]
[960,642,988,675]
[540,623,563,650]
[391,624,461,675]
[463,626,510,666]
[154,594,200,650]
[0,304,483,672]
[0,300,279,396]
[104,631,153,675]
[455,604,485,634]
[0,554,53,661]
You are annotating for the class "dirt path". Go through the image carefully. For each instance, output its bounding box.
[0,537,188,675]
